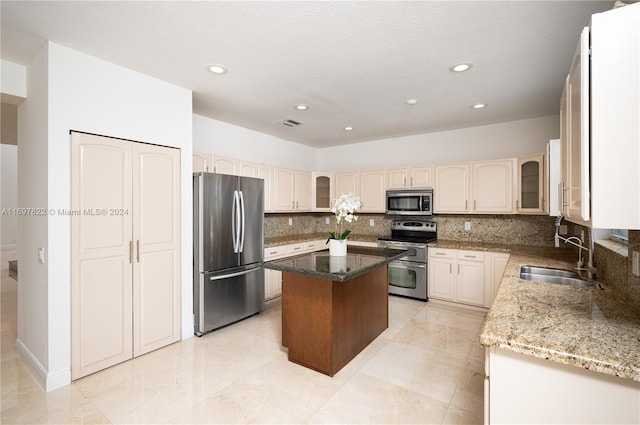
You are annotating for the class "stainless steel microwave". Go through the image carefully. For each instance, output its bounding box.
[386,189,433,215]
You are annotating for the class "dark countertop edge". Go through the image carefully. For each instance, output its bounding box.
[263,246,415,282]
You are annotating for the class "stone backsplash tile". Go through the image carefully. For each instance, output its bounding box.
[265,214,639,305]
[265,213,559,246]
[628,230,640,304]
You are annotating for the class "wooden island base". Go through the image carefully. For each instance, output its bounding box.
[281,264,388,376]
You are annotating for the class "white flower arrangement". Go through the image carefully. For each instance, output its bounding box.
[327,193,363,242]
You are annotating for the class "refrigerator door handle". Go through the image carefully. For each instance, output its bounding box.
[209,267,260,281]
[239,190,246,252]
[232,190,240,253]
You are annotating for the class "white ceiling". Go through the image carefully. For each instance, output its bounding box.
[1,1,618,148]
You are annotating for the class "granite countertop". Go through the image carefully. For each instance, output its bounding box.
[433,239,640,382]
[265,233,380,248]
[263,246,414,282]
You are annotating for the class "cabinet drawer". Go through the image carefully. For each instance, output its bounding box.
[264,246,291,260]
[457,250,485,261]
[429,247,455,259]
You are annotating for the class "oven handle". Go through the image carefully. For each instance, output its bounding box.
[388,260,427,270]
[378,240,427,249]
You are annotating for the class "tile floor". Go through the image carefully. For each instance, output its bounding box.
[1,248,486,424]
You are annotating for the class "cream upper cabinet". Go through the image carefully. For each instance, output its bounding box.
[294,170,312,211]
[388,166,433,189]
[312,172,334,211]
[192,152,209,173]
[434,163,470,213]
[335,172,359,198]
[272,167,295,211]
[258,164,274,212]
[517,154,545,214]
[360,170,386,212]
[238,161,257,177]
[271,167,311,212]
[589,4,640,229]
[387,168,410,189]
[210,155,236,175]
[560,27,591,225]
[473,159,514,213]
[410,166,434,188]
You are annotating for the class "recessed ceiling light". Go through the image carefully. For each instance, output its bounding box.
[208,64,227,74]
[449,63,473,73]
[344,126,354,131]
[472,103,487,109]
[295,104,309,111]
[406,99,418,105]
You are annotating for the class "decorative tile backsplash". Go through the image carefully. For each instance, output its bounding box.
[265,213,639,303]
[265,213,558,246]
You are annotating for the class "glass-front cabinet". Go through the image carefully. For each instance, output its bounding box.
[517,154,545,214]
[312,172,334,211]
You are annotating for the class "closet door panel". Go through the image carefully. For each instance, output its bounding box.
[132,143,181,356]
[71,132,133,380]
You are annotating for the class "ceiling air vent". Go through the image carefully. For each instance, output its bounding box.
[281,119,301,127]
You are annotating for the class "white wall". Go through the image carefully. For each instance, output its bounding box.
[1,59,27,100]
[18,42,193,391]
[16,45,50,389]
[193,114,317,170]
[316,115,560,171]
[1,144,18,248]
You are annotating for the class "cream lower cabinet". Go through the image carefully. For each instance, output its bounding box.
[71,132,181,380]
[263,240,325,300]
[429,248,506,308]
[486,347,640,424]
[429,248,487,307]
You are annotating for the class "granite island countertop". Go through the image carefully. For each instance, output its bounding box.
[432,239,640,382]
[263,246,414,282]
[265,233,380,248]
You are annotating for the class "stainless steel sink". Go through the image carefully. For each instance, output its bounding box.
[519,266,579,278]
[519,266,604,290]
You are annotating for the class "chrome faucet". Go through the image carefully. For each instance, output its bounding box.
[554,216,597,279]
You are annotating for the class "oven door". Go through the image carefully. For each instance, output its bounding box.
[387,260,427,301]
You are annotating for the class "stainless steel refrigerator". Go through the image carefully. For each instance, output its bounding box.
[193,172,264,335]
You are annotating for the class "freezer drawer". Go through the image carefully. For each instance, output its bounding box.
[195,265,265,335]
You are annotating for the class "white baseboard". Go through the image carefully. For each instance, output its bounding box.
[15,338,71,392]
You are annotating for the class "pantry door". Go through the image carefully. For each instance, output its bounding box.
[71,132,134,380]
[132,143,181,356]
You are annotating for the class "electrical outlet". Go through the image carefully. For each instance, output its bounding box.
[369,219,375,227]
[464,221,471,231]
[38,247,45,264]
[325,217,330,225]
[633,251,640,277]
[288,218,293,226]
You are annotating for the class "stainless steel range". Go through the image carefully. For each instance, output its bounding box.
[377,220,437,301]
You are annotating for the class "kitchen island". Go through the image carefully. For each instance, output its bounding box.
[264,246,413,376]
